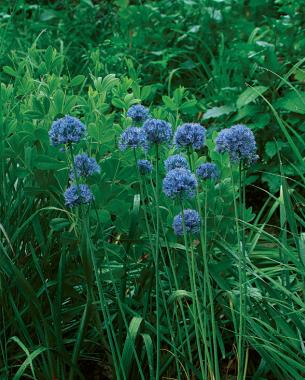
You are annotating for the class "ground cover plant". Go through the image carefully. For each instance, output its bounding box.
[1,0,305,192]
[1,1,305,379]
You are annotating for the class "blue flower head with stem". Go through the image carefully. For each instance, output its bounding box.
[119,126,147,151]
[127,104,150,123]
[143,118,172,145]
[174,123,206,151]
[173,209,201,236]
[165,154,189,172]
[70,153,100,180]
[163,168,197,200]
[64,184,94,208]
[137,159,153,175]
[196,162,220,181]
[49,115,86,147]
[215,124,258,165]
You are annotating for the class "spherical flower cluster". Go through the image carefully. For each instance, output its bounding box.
[163,168,197,199]
[173,209,201,236]
[174,123,206,150]
[127,104,150,123]
[119,127,146,151]
[196,162,220,181]
[164,154,189,172]
[137,159,153,175]
[49,115,86,147]
[143,118,172,145]
[64,184,94,208]
[215,124,258,164]
[70,153,100,180]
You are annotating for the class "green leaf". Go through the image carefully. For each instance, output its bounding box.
[236,86,268,109]
[112,98,126,109]
[40,9,57,21]
[168,289,193,304]
[299,233,305,267]
[121,317,143,378]
[294,68,305,81]
[180,99,197,113]
[203,105,235,119]
[34,155,66,170]
[162,95,177,111]
[275,91,305,114]
[128,194,140,240]
[10,337,47,380]
[3,66,18,78]
[53,89,65,114]
[91,209,111,224]
[70,75,85,87]
[80,0,94,6]
[265,141,277,158]
[49,218,70,232]
[141,85,151,100]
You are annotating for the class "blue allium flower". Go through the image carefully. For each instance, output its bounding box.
[163,168,197,199]
[174,123,206,150]
[137,159,153,175]
[64,184,94,208]
[165,154,189,172]
[173,209,201,236]
[196,163,220,181]
[215,124,258,164]
[70,153,100,180]
[49,115,86,146]
[143,118,172,145]
[127,104,150,123]
[119,127,146,150]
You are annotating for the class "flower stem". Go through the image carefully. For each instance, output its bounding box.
[189,151,220,380]
[155,144,161,379]
[230,162,246,380]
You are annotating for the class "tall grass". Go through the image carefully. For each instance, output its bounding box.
[1,46,305,380]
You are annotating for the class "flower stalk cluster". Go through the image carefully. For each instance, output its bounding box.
[119,104,259,380]
[49,115,100,208]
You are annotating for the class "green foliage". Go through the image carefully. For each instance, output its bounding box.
[1,0,305,191]
[1,2,305,379]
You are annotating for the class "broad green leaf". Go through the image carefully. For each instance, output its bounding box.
[203,105,235,119]
[275,91,305,114]
[112,98,126,109]
[236,86,268,109]
[70,75,85,87]
[162,95,177,111]
[34,155,66,170]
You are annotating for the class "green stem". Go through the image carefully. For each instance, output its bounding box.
[229,162,245,380]
[68,145,94,380]
[155,144,161,379]
[238,161,247,380]
[180,201,206,379]
[189,151,219,380]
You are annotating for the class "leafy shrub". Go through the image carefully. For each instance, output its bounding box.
[1,1,305,192]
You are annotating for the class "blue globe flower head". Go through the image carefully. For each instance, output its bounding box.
[165,154,189,172]
[119,126,147,151]
[137,159,153,175]
[173,209,201,236]
[70,153,100,180]
[215,124,259,165]
[196,162,220,181]
[163,168,197,200]
[143,118,172,145]
[64,184,94,208]
[174,123,206,150]
[49,115,86,147]
[127,104,150,123]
